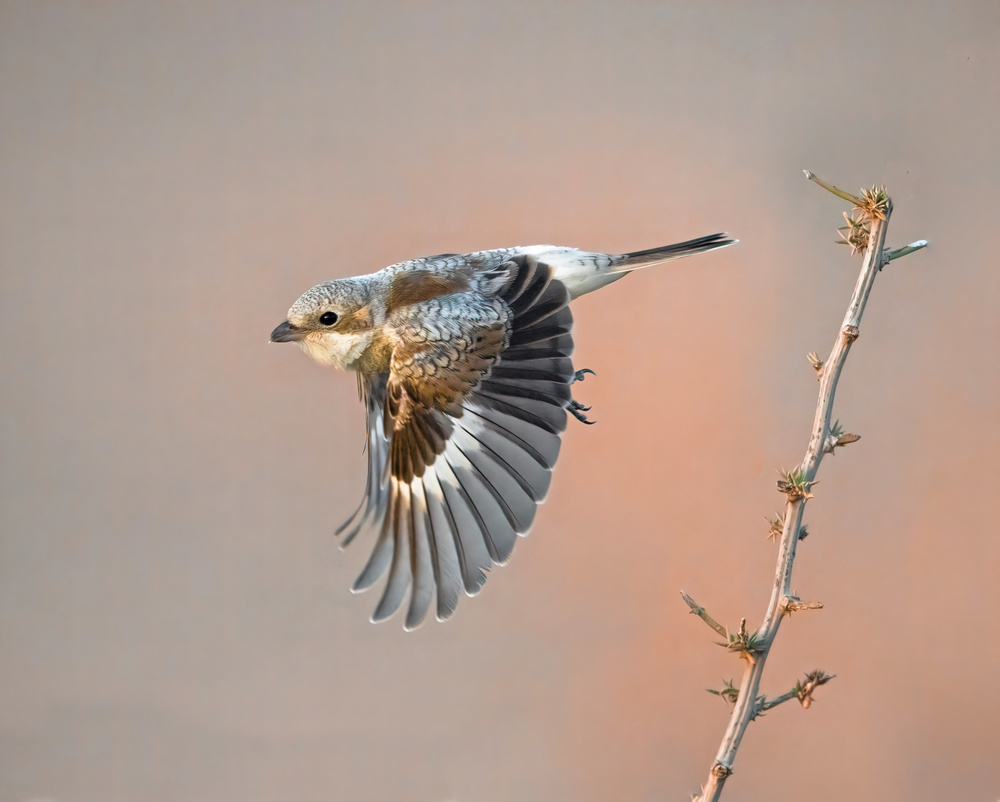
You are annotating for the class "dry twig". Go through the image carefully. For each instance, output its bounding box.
[686,172,926,801]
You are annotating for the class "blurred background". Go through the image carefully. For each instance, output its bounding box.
[2,2,998,800]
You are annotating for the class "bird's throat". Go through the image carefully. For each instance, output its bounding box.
[298,330,374,370]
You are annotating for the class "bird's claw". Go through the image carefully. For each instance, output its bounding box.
[569,369,596,423]
[569,399,596,425]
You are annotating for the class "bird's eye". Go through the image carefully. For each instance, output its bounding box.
[319,311,339,326]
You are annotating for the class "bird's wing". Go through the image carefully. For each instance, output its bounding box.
[337,255,576,628]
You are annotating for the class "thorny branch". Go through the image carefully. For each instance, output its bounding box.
[686,172,926,802]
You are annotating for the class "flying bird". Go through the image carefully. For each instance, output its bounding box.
[271,233,736,628]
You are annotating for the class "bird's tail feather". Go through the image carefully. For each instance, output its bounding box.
[614,232,737,271]
[551,232,738,300]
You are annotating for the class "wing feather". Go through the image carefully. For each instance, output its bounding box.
[405,483,436,630]
[352,491,395,592]
[337,254,576,626]
[459,408,555,498]
[473,388,568,432]
[434,456,492,595]
[450,424,537,533]
[337,384,391,546]
[419,471,463,620]
[447,446,516,565]
[372,484,411,622]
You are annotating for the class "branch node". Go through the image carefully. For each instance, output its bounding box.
[794,670,836,709]
[776,467,816,500]
[706,678,740,706]
[837,211,870,254]
[855,185,890,223]
[781,595,825,614]
[723,617,764,657]
[824,420,861,454]
[710,763,732,780]
[765,512,809,541]
[842,324,860,343]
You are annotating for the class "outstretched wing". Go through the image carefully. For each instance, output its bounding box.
[336,255,576,628]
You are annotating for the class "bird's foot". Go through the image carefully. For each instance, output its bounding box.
[569,369,596,424]
[569,399,595,425]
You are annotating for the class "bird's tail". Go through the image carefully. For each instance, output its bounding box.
[614,232,738,270]
[550,232,737,299]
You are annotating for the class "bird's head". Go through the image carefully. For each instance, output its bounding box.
[270,278,378,369]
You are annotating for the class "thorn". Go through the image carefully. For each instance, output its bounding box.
[838,211,870,255]
[765,513,784,541]
[806,352,824,374]
[855,186,890,223]
[765,512,809,541]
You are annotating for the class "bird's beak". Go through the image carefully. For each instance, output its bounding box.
[270,320,308,343]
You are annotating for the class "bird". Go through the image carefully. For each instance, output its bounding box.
[270,233,736,628]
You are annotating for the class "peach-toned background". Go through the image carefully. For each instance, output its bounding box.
[2,2,998,800]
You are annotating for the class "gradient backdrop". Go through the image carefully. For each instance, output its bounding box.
[2,2,998,800]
